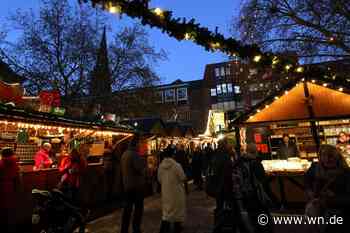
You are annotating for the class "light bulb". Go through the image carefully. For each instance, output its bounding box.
[154,8,163,16]
[253,55,262,62]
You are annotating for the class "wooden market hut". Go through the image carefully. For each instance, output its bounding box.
[230,76,350,206]
[0,103,133,229]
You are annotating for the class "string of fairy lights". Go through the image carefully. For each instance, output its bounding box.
[79,0,349,82]
[0,119,132,137]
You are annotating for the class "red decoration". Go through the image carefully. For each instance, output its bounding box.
[138,142,148,157]
[260,144,269,153]
[39,91,61,107]
[254,133,262,143]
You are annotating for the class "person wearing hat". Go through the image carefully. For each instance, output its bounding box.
[0,147,20,231]
[34,142,53,171]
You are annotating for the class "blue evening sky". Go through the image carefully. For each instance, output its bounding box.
[0,0,242,84]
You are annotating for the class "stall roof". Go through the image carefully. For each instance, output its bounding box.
[120,117,166,136]
[164,121,195,138]
[0,103,133,133]
[233,77,350,125]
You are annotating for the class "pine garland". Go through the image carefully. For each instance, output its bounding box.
[79,0,350,86]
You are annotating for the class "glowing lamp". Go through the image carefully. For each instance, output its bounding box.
[253,55,262,63]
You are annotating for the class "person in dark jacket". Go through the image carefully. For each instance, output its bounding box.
[202,143,213,174]
[278,134,299,159]
[231,143,272,233]
[211,139,231,215]
[175,144,189,194]
[0,148,20,232]
[191,146,203,190]
[120,135,147,233]
[305,144,350,233]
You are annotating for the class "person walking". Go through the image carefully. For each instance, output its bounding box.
[231,143,272,233]
[210,139,231,215]
[158,147,186,233]
[191,146,203,190]
[120,135,147,233]
[174,144,189,194]
[0,148,20,232]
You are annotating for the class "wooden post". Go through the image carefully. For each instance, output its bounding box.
[234,126,241,157]
[302,81,320,152]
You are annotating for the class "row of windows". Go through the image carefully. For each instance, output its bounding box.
[211,101,244,111]
[156,87,188,103]
[214,66,231,77]
[210,84,241,96]
[214,65,245,78]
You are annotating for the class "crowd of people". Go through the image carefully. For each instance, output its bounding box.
[143,136,350,233]
[1,132,350,233]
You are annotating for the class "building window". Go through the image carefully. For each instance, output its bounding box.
[155,91,163,103]
[234,86,241,94]
[229,101,235,110]
[227,83,233,93]
[221,67,225,76]
[224,101,230,110]
[164,89,175,102]
[216,84,222,95]
[177,87,188,101]
[215,68,220,77]
[210,88,217,96]
[222,83,227,94]
[226,66,231,75]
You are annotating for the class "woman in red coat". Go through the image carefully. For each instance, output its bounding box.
[0,147,20,230]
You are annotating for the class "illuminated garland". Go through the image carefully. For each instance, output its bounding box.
[79,0,350,83]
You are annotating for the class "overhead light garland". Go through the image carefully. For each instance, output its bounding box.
[79,0,350,83]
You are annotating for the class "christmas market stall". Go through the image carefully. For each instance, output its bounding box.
[0,103,133,226]
[230,76,350,206]
[120,118,198,193]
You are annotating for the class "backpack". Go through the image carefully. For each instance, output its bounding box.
[232,159,271,206]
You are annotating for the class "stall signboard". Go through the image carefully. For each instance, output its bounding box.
[51,107,66,116]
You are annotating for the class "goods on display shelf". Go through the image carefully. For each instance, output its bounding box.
[262,157,312,174]
[15,144,39,161]
[89,141,105,156]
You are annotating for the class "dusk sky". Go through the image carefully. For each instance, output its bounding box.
[1,0,242,84]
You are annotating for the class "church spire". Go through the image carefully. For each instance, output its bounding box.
[89,26,112,100]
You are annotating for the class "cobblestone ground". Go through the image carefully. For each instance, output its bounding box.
[87,188,312,233]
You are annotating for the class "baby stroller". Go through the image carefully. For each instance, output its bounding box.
[32,188,89,233]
